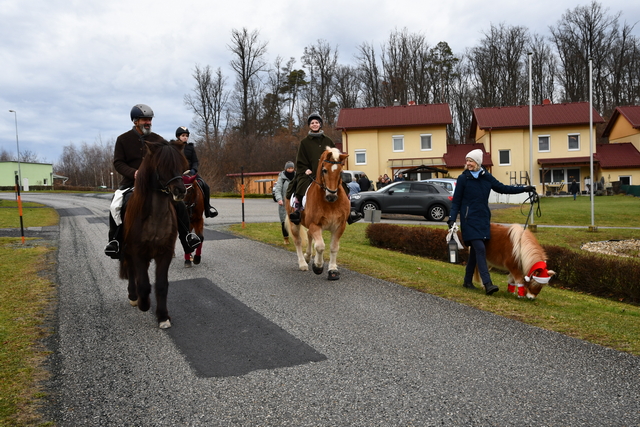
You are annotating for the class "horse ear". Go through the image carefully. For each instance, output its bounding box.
[145,141,157,155]
[339,153,349,162]
[170,139,185,153]
[547,270,556,277]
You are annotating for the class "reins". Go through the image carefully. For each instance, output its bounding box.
[310,158,344,194]
[156,173,184,195]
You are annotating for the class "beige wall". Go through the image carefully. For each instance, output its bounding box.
[475,124,597,189]
[343,125,448,180]
[607,118,640,151]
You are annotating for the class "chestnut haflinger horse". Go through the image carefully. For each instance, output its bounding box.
[182,174,204,268]
[475,223,556,299]
[286,147,350,280]
[119,139,188,328]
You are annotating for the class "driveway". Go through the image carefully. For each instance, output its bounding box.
[2,193,639,426]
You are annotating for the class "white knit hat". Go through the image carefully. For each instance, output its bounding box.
[466,149,483,166]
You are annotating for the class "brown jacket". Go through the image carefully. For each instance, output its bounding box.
[113,127,166,188]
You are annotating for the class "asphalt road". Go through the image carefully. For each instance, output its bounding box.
[2,193,640,426]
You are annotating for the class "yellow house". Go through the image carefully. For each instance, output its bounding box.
[602,106,640,150]
[469,102,610,194]
[335,104,452,183]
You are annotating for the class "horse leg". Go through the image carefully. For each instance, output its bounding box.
[134,259,152,312]
[154,253,173,328]
[308,225,325,275]
[193,242,202,265]
[327,223,346,280]
[304,229,313,263]
[184,252,192,268]
[126,261,138,306]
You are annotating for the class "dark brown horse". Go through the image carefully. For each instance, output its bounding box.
[182,174,204,268]
[119,139,188,328]
[286,147,350,280]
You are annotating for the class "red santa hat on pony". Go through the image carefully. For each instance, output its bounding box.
[524,261,552,284]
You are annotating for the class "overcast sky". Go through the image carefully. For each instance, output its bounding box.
[1,0,639,165]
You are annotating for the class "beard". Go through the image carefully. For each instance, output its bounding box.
[141,124,152,136]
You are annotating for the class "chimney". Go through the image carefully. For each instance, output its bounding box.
[393,99,400,106]
[542,99,551,105]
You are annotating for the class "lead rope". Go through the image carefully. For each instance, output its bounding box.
[522,190,541,230]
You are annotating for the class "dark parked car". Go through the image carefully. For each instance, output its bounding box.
[350,181,452,221]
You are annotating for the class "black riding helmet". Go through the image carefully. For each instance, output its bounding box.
[130,104,154,122]
[307,112,323,127]
[176,126,190,138]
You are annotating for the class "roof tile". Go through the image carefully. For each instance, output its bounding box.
[336,104,452,129]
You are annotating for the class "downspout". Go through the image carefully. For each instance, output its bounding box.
[342,129,349,170]
[488,127,492,174]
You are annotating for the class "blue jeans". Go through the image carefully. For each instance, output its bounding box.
[464,239,491,285]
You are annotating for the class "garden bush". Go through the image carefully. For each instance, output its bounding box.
[366,224,640,303]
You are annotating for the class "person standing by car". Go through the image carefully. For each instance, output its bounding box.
[447,149,535,295]
[347,177,361,198]
[358,173,371,192]
[274,161,295,244]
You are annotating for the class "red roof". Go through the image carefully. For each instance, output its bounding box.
[595,143,640,168]
[336,104,452,130]
[470,102,604,138]
[602,105,640,137]
[442,143,493,168]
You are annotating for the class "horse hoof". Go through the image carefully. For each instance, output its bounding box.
[328,270,340,280]
[184,260,192,268]
[312,263,324,275]
[193,255,201,265]
[129,299,138,307]
[138,298,150,312]
[159,320,172,329]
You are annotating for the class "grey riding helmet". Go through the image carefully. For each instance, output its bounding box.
[130,104,154,122]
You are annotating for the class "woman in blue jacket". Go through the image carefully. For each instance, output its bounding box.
[447,149,535,295]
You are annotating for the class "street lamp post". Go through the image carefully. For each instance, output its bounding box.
[110,172,114,190]
[8,110,21,190]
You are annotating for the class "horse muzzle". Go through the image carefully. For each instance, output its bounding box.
[324,188,339,202]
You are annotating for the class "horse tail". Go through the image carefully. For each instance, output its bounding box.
[119,258,129,280]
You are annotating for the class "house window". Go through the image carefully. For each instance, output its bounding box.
[568,134,580,151]
[355,149,366,165]
[538,135,550,152]
[393,135,404,152]
[620,176,631,186]
[420,134,432,151]
[499,150,511,166]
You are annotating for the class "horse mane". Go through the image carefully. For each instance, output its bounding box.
[126,139,187,219]
[508,224,547,273]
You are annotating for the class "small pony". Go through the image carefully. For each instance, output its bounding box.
[119,139,188,328]
[182,174,205,268]
[475,223,555,299]
[286,147,350,280]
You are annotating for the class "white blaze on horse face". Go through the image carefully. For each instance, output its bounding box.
[331,164,338,172]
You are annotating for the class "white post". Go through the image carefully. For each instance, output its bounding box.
[528,52,534,226]
[589,57,595,228]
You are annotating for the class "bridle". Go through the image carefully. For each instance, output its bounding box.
[156,173,184,196]
[311,158,344,194]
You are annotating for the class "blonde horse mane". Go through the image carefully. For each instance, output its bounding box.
[508,224,547,274]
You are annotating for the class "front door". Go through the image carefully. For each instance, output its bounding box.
[567,168,580,191]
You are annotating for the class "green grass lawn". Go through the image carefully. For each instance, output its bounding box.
[230,194,640,356]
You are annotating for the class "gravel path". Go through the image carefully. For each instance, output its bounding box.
[2,193,639,426]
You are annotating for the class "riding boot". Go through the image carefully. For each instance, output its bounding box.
[289,195,303,225]
[175,201,201,254]
[104,214,122,259]
[200,180,218,218]
[347,210,363,225]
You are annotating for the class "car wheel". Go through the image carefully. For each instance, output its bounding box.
[361,201,379,215]
[426,204,447,222]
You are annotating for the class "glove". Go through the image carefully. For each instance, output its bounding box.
[447,220,455,229]
[524,186,536,193]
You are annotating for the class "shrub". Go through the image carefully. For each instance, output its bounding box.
[366,224,640,303]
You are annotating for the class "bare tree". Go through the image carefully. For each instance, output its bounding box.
[529,34,557,103]
[380,28,412,106]
[355,41,382,107]
[228,27,268,135]
[184,64,229,147]
[302,39,339,123]
[550,1,620,111]
[333,64,361,109]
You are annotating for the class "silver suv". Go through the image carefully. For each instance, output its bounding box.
[420,178,457,195]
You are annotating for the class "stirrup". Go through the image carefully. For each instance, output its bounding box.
[104,240,120,258]
[186,233,201,250]
[207,207,218,218]
[347,211,363,225]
